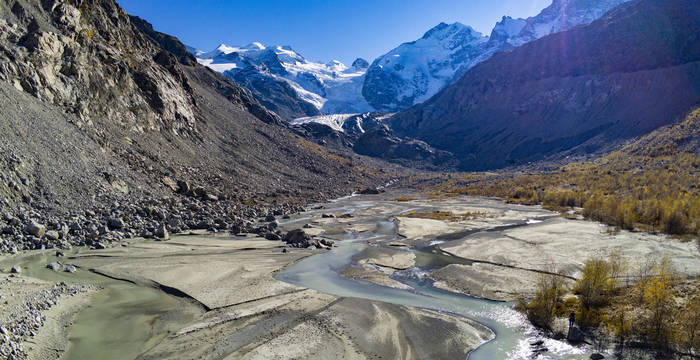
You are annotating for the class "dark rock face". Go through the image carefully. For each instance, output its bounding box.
[129,15,198,66]
[351,58,369,69]
[390,0,700,170]
[224,68,321,121]
[353,125,455,167]
[0,0,198,135]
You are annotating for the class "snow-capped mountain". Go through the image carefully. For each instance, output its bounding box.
[193,0,631,118]
[363,0,631,111]
[489,0,631,48]
[362,23,489,112]
[193,43,373,119]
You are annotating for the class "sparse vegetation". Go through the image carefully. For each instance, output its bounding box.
[402,210,485,222]
[519,253,700,357]
[519,267,569,330]
[441,108,700,237]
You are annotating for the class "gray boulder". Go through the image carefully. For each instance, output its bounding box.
[45,230,59,241]
[25,221,45,238]
[282,229,317,248]
[107,217,125,230]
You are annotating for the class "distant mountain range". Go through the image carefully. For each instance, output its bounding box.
[192,0,631,117]
[192,43,372,120]
[364,0,631,111]
[390,0,700,170]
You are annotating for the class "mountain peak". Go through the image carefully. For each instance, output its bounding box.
[352,58,370,69]
[421,22,477,40]
[245,42,266,50]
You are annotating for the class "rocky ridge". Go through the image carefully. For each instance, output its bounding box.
[0,0,393,254]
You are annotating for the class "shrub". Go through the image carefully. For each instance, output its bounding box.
[574,252,626,327]
[524,268,568,330]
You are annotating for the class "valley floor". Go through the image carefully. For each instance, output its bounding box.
[1,190,698,359]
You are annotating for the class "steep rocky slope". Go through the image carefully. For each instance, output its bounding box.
[452,107,700,236]
[363,0,630,112]
[0,0,388,253]
[391,0,700,170]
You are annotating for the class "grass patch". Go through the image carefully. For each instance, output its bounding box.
[403,210,486,222]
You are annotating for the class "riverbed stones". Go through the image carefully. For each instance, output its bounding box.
[358,187,381,195]
[45,230,59,241]
[10,266,20,274]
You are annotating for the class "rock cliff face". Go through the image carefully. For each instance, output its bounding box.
[0,0,386,220]
[0,0,198,137]
[390,0,700,170]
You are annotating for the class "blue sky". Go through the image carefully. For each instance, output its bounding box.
[118,0,551,65]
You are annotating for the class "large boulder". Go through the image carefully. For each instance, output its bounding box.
[283,229,317,248]
[107,217,125,230]
[25,221,45,238]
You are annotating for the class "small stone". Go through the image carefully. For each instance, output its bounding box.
[46,262,62,271]
[45,230,59,241]
[10,266,21,274]
[64,265,77,273]
[176,180,191,194]
[265,233,281,241]
[264,215,276,222]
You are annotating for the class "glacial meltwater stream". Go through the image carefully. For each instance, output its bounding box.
[275,193,588,360]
